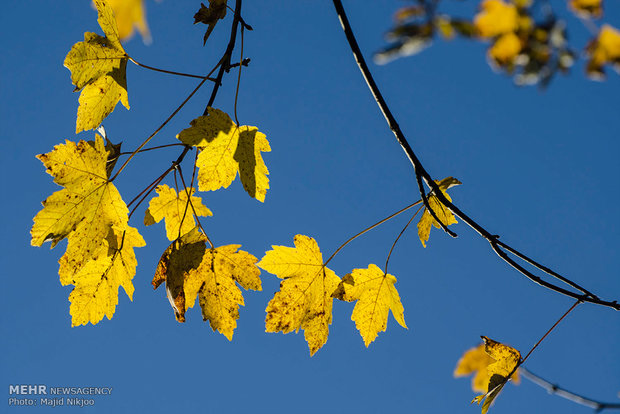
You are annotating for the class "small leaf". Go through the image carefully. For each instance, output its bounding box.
[454,343,520,394]
[144,184,212,241]
[333,264,407,346]
[586,24,620,80]
[474,0,519,38]
[569,0,603,19]
[469,336,521,414]
[105,0,151,43]
[258,235,341,356]
[417,177,461,247]
[194,0,228,45]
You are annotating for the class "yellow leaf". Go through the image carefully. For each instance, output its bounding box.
[586,24,620,79]
[488,32,522,64]
[177,108,271,202]
[435,16,455,40]
[153,227,262,340]
[333,264,406,347]
[194,0,228,45]
[31,135,143,325]
[69,225,145,326]
[64,0,129,133]
[144,184,212,241]
[105,0,150,43]
[474,0,519,38]
[569,0,603,18]
[417,177,461,247]
[258,235,341,356]
[454,343,520,394]
[184,244,262,340]
[469,336,521,414]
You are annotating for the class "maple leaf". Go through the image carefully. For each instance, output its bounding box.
[417,176,461,247]
[332,264,407,347]
[474,0,519,38]
[31,135,143,325]
[470,336,521,414]
[586,24,620,79]
[177,108,271,202]
[258,235,341,356]
[144,184,212,241]
[69,225,145,326]
[64,0,129,133]
[194,0,228,45]
[105,0,150,43]
[569,0,603,19]
[153,227,262,340]
[454,343,520,394]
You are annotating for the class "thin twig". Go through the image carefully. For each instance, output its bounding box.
[520,367,620,412]
[324,200,423,267]
[330,0,620,311]
[119,143,186,156]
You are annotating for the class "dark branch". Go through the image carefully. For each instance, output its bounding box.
[520,367,620,412]
[330,0,620,311]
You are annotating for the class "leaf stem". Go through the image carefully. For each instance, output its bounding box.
[384,205,423,275]
[119,143,186,156]
[324,200,422,268]
[128,57,218,81]
[177,166,214,248]
[520,300,581,365]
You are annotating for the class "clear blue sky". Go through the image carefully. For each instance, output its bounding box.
[1,1,619,413]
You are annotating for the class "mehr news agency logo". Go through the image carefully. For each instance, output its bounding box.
[8,384,113,407]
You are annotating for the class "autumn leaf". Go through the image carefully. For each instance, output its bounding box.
[144,184,212,241]
[65,0,129,133]
[586,24,620,79]
[31,135,143,325]
[333,264,406,346]
[474,0,519,38]
[105,0,150,43]
[258,235,341,356]
[194,0,228,45]
[153,227,261,340]
[69,225,145,326]
[454,343,520,394]
[468,336,521,414]
[417,176,461,247]
[177,108,270,202]
[569,0,603,19]
[488,32,522,64]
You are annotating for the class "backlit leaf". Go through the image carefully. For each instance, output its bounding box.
[454,343,520,394]
[69,225,145,326]
[469,336,521,414]
[144,184,212,241]
[417,177,461,247]
[177,108,270,202]
[194,0,228,45]
[474,0,519,38]
[105,0,150,43]
[153,227,261,339]
[333,264,407,346]
[258,235,341,356]
[31,135,143,325]
[586,24,620,79]
[65,0,129,133]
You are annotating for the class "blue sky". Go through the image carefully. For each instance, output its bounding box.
[1,1,619,413]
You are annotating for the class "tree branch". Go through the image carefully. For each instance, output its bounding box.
[520,367,620,412]
[330,0,620,311]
